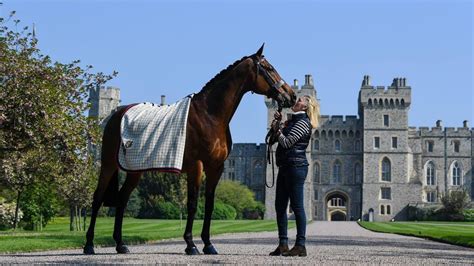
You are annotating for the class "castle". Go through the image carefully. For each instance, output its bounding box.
[262,74,473,221]
[89,75,473,222]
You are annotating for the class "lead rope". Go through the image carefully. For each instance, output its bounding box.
[265,106,282,188]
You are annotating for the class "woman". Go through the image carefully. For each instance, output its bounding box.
[269,95,319,257]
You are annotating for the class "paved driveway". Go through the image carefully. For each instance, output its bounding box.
[1,221,473,264]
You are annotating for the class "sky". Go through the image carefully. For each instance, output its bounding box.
[2,0,472,143]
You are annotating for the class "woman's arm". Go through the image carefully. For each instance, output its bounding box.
[277,120,311,149]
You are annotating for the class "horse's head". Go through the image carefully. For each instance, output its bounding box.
[250,44,296,109]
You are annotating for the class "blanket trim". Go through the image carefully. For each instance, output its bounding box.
[114,103,183,174]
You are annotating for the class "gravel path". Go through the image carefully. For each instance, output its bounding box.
[1,221,473,264]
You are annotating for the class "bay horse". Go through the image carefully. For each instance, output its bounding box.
[83,44,296,255]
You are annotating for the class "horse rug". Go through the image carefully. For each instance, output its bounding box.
[118,96,192,172]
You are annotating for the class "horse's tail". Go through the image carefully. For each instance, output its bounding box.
[103,170,119,207]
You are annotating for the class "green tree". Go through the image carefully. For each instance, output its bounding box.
[215,180,260,219]
[440,188,470,221]
[0,7,116,230]
[138,172,187,222]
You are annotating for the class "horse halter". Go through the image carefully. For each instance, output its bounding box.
[253,56,286,108]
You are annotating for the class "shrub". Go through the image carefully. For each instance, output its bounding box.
[138,197,181,219]
[440,189,470,218]
[210,201,237,220]
[242,202,265,220]
[215,180,261,219]
[0,198,22,230]
[464,209,474,222]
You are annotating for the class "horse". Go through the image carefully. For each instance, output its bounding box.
[83,44,296,255]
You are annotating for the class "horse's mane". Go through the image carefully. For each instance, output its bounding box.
[199,56,251,94]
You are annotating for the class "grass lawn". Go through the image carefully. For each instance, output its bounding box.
[359,221,474,248]
[0,217,294,253]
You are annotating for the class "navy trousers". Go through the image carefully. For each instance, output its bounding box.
[275,165,308,246]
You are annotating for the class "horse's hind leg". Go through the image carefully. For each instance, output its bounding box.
[84,165,118,254]
[113,172,141,254]
[183,160,204,255]
[201,163,224,255]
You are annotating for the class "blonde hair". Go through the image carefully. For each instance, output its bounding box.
[303,95,320,128]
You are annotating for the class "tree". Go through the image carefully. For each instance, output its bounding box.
[138,172,187,223]
[215,180,260,219]
[0,7,116,230]
[440,188,470,221]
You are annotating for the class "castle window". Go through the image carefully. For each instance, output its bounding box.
[329,197,345,207]
[381,157,391,182]
[314,189,319,200]
[314,139,320,150]
[383,115,389,127]
[355,131,361,138]
[314,206,318,217]
[368,99,373,106]
[452,162,461,186]
[392,137,398,149]
[314,130,320,138]
[354,163,362,184]
[427,191,436,203]
[426,162,435,185]
[395,99,400,106]
[374,137,380,149]
[426,141,434,152]
[380,205,385,215]
[335,130,340,138]
[453,140,460,153]
[390,99,394,106]
[328,130,333,138]
[342,130,347,138]
[381,187,391,200]
[333,160,342,183]
[401,99,405,106]
[354,139,362,152]
[314,163,320,184]
[386,205,391,215]
[349,130,354,137]
[335,139,341,152]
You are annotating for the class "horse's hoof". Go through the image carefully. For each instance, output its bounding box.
[83,245,95,255]
[203,244,218,255]
[185,246,200,255]
[116,245,130,254]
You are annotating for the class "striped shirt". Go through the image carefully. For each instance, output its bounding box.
[278,119,312,149]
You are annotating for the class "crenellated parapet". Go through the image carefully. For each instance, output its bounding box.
[409,120,472,137]
[319,115,361,127]
[359,76,411,110]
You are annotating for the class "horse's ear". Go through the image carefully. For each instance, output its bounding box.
[256,43,265,57]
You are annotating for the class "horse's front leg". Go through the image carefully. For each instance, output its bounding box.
[113,172,141,254]
[201,164,223,255]
[183,160,203,255]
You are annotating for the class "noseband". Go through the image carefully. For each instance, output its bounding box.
[253,57,286,108]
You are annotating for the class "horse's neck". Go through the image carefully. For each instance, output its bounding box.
[199,62,253,125]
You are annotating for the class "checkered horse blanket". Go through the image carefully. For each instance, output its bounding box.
[118,96,192,172]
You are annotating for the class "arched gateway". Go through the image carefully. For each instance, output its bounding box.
[325,191,350,221]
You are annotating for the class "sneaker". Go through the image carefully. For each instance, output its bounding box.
[269,244,289,256]
[282,245,307,257]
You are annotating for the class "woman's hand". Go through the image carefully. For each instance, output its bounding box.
[274,111,282,121]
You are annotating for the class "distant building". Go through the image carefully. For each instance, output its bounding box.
[221,143,267,203]
[88,86,121,160]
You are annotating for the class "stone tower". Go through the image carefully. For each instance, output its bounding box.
[88,86,121,160]
[358,76,420,221]
[88,86,121,124]
[264,74,319,219]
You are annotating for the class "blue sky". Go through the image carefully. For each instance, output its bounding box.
[2,0,472,143]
